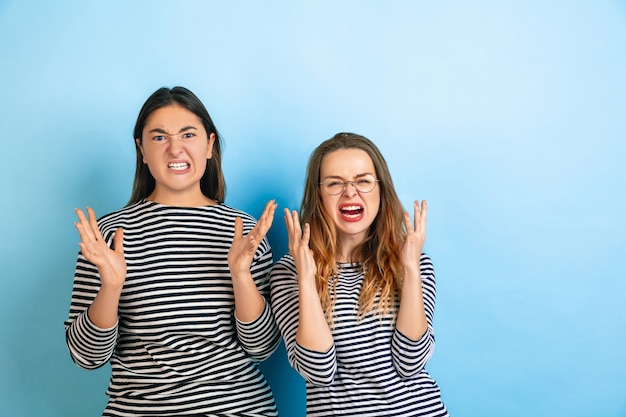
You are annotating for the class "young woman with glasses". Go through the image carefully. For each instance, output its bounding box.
[270,132,448,416]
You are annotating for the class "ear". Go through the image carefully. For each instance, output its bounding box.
[135,138,147,163]
[206,132,216,159]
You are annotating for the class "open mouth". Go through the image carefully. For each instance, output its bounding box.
[340,205,364,219]
[168,162,189,171]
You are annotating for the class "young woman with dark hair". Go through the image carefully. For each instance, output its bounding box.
[65,86,280,416]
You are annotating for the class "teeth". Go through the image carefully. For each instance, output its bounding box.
[340,206,363,218]
[169,162,188,170]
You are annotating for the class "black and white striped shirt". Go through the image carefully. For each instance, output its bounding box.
[270,254,448,416]
[65,200,280,416]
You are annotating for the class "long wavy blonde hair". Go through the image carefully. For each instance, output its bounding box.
[300,133,407,324]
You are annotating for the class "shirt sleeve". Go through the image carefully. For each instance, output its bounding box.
[269,255,337,386]
[391,253,437,377]
[235,237,281,361]
[64,253,118,369]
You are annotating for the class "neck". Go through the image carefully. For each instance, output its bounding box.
[147,190,215,207]
[337,235,364,263]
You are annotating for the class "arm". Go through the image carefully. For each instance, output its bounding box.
[75,207,126,328]
[284,209,334,352]
[268,209,337,386]
[64,207,126,368]
[392,254,437,377]
[270,257,337,386]
[393,200,436,377]
[229,200,277,322]
[396,200,428,339]
[229,200,280,360]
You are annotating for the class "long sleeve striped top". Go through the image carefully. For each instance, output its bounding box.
[269,254,448,416]
[64,200,280,416]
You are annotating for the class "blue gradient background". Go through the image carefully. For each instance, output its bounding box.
[1,1,625,416]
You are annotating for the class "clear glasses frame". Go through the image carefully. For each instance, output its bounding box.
[319,174,380,195]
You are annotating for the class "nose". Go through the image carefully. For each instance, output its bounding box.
[343,181,358,196]
[167,137,184,154]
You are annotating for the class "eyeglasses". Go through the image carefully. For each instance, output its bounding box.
[319,174,380,195]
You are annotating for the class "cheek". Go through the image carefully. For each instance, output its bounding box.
[321,195,337,215]
[368,192,381,214]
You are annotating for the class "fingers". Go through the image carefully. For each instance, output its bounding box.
[75,207,99,244]
[283,208,302,239]
[74,208,88,236]
[411,201,427,247]
[255,200,277,237]
[411,200,427,231]
[75,207,87,223]
[418,200,427,235]
[262,199,277,221]
[283,208,312,256]
[403,209,412,232]
[87,207,99,234]
[301,222,311,245]
[233,216,259,251]
[113,228,125,254]
[283,207,291,229]
[235,201,278,250]
[234,216,244,238]
[419,200,427,226]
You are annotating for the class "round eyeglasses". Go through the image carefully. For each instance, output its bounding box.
[319,174,380,195]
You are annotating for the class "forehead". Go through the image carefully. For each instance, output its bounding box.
[143,104,204,131]
[320,148,375,177]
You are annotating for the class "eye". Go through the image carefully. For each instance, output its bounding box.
[357,177,374,185]
[327,180,343,187]
[152,135,167,142]
[182,132,195,140]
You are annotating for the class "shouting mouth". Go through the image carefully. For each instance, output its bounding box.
[339,204,364,220]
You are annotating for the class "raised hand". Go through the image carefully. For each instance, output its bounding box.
[400,200,427,275]
[74,207,126,290]
[284,208,317,287]
[228,200,277,279]
[284,208,334,351]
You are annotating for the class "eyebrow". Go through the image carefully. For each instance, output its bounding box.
[322,173,374,180]
[147,126,199,135]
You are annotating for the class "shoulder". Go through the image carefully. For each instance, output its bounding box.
[214,204,257,223]
[96,201,146,231]
[270,254,297,279]
[275,253,295,268]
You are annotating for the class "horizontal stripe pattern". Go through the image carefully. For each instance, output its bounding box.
[270,254,448,416]
[65,200,280,416]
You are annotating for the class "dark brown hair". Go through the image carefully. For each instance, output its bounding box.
[127,86,225,205]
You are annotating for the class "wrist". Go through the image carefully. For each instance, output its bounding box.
[99,282,124,296]
[403,267,421,280]
[230,270,253,283]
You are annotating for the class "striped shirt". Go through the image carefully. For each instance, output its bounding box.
[269,254,448,416]
[64,200,280,417]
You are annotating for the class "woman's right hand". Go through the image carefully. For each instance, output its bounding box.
[284,208,317,287]
[284,208,334,352]
[74,207,126,290]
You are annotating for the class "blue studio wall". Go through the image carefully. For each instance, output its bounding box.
[1,1,625,416]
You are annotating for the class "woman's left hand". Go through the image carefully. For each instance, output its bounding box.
[400,200,427,275]
[228,200,277,279]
